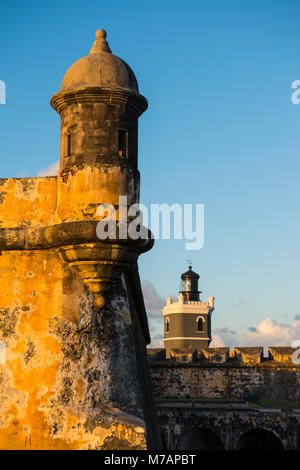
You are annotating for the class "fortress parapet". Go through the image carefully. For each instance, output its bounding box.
[148,346,300,365]
[148,346,300,409]
[234,347,264,364]
[268,347,298,363]
[200,347,230,363]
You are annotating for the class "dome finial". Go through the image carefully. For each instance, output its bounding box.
[90,29,112,54]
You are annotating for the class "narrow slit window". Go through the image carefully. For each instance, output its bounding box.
[118,130,128,157]
[67,133,71,157]
[166,318,170,333]
[197,317,204,332]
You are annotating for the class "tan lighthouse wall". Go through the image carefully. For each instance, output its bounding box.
[163,295,214,357]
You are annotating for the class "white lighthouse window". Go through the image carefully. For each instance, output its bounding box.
[196,316,205,332]
[182,279,191,291]
[166,317,170,333]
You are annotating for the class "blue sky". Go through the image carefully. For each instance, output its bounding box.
[1,0,300,342]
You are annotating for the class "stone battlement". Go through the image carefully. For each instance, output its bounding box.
[148,347,300,408]
[147,346,300,366]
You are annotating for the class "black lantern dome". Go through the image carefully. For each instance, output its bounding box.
[180,265,201,302]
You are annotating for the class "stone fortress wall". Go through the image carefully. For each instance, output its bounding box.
[148,346,300,449]
[0,175,155,449]
[148,346,300,403]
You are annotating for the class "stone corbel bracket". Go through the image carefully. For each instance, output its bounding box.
[0,220,153,310]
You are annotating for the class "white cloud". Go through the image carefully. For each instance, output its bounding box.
[37,161,59,177]
[142,280,166,319]
[212,318,300,348]
[141,280,300,350]
[149,334,164,348]
[142,280,167,347]
[210,334,226,347]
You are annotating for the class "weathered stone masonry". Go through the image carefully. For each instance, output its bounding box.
[148,347,300,449]
[0,30,161,450]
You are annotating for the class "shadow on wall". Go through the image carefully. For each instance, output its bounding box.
[177,427,284,450]
[236,429,284,451]
[177,427,224,450]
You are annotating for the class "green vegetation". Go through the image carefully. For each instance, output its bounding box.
[249,399,300,409]
[155,396,243,403]
[155,396,300,409]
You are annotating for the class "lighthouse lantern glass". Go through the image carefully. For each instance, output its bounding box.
[182,279,191,292]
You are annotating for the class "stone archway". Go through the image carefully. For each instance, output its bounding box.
[236,429,284,450]
[178,427,224,450]
[160,434,168,450]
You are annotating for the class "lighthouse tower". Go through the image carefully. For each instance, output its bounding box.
[163,266,214,357]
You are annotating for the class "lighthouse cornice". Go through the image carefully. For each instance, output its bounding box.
[163,305,214,315]
[163,293,214,313]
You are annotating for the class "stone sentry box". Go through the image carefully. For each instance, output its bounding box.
[0,30,161,450]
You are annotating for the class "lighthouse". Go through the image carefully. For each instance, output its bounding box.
[163,266,214,357]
